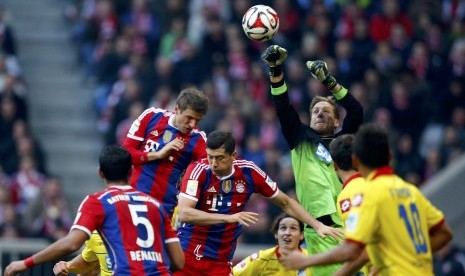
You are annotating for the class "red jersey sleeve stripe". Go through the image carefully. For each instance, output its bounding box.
[189,163,207,180]
[165,238,180,244]
[180,193,198,202]
[127,133,144,141]
[236,160,266,177]
[345,238,366,249]
[264,189,280,199]
[70,225,92,237]
[429,218,445,235]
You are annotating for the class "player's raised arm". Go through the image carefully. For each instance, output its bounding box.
[269,191,344,240]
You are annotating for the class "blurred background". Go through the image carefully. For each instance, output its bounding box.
[0,0,464,275]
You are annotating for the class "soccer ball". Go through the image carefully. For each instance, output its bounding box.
[242,5,279,42]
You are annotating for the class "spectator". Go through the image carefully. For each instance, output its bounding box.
[22,177,73,241]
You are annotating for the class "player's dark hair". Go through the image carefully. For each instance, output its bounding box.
[309,96,339,120]
[271,213,304,234]
[99,145,132,182]
[353,123,390,168]
[329,134,356,171]
[176,87,209,115]
[206,130,235,155]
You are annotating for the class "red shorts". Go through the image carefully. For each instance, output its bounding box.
[173,250,232,276]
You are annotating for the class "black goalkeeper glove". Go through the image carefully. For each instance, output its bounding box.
[306,60,338,90]
[261,45,288,77]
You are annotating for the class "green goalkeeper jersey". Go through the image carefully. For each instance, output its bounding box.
[292,141,342,225]
[271,81,363,227]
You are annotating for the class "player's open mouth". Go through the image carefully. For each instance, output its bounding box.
[283,238,291,242]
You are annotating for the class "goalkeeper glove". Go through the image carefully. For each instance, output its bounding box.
[261,45,288,77]
[306,60,337,90]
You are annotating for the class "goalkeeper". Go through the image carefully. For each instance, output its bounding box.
[261,45,363,276]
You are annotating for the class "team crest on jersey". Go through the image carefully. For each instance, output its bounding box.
[352,193,364,206]
[186,180,198,196]
[236,180,245,193]
[316,143,332,164]
[249,252,259,261]
[265,176,276,190]
[163,130,173,143]
[345,212,359,233]
[222,180,232,193]
[339,198,351,213]
[150,130,159,136]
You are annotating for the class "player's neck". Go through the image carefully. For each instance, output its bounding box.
[338,170,358,183]
[104,180,129,187]
[357,166,372,179]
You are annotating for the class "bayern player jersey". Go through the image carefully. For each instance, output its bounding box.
[177,158,279,261]
[72,185,179,276]
[123,107,207,216]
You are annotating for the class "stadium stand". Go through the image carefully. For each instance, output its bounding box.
[1,0,465,275]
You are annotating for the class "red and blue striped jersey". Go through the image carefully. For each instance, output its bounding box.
[177,158,279,261]
[72,185,179,276]
[123,108,207,216]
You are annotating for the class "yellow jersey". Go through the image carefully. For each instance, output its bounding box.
[337,173,365,225]
[233,246,311,276]
[336,173,370,275]
[344,167,445,276]
[82,231,112,276]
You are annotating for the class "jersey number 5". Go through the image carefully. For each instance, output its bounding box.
[398,203,427,254]
[129,204,155,248]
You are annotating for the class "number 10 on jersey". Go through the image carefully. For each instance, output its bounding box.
[398,203,428,254]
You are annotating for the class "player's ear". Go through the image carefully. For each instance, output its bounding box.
[98,167,104,179]
[333,117,340,130]
[351,154,360,170]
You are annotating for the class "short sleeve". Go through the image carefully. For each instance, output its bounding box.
[417,189,444,232]
[179,162,205,201]
[127,108,155,141]
[344,189,378,246]
[233,252,261,276]
[71,196,105,237]
[163,209,179,243]
[250,162,278,198]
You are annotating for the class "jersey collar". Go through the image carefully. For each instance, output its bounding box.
[168,113,179,130]
[107,184,134,190]
[342,173,362,189]
[214,167,236,180]
[275,245,303,258]
[367,166,394,181]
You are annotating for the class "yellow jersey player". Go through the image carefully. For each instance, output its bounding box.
[329,134,370,275]
[280,124,453,276]
[233,213,311,276]
[52,231,112,276]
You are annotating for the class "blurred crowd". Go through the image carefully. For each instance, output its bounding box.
[0,6,73,241]
[0,0,465,273]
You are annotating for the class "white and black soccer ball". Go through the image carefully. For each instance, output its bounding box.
[242,5,279,42]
